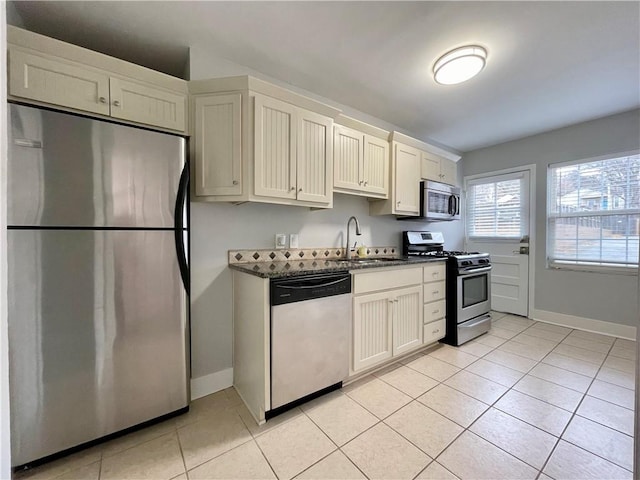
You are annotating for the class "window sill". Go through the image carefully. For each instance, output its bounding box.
[548,260,638,276]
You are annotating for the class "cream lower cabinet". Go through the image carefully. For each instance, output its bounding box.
[352,268,423,373]
[8,42,187,132]
[423,263,447,344]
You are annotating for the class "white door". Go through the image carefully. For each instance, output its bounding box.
[465,169,533,317]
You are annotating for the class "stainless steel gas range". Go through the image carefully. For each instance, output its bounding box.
[403,231,492,345]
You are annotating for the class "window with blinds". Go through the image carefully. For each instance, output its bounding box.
[547,152,640,271]
[466,173,527,239]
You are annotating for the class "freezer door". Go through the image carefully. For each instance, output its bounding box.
[8,104,185,228]
[8,229,188,466]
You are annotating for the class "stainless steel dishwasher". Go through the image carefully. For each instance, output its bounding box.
[269,271,351,417]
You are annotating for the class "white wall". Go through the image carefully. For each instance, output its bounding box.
[462,109,640,328]
[188,47,464,390]
[1,2,12,477]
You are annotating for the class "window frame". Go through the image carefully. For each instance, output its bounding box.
[546,150,640,275]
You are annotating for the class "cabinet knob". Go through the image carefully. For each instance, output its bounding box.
[397,201,401,206]
[290,187,296,191]
[359,180,363,185]
[99,96,107,104]
[364,181,368,186]
[232,180,239,185]
[113,100,121,107]
[298,188,303,192]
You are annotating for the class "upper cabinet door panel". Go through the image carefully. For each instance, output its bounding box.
[109,77,186,131]
[333,125,363,191]
[254,95,297,200]
[363,135,389,196]
[194,94,242,197]
[297,110,332,204]
[394,143,421,215]
[9,49,110,116]
[439,158,458,185]
[421,151,441,182]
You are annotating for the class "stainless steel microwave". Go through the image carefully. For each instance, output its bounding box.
[398,180,461,221]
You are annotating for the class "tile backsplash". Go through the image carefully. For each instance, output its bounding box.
[228,246,398,264]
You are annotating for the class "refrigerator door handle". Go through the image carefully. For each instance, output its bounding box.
[174,162,190,295]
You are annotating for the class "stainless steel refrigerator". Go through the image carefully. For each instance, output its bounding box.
[7,104,190,467]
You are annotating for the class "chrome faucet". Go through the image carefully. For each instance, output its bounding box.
[345,216,362,259]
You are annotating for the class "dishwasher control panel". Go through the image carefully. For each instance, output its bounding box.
[270,272,352,306]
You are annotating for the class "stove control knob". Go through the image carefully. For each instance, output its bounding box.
[461,260,472,266]
[479,259,488,264]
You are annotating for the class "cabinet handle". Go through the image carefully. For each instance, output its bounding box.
[397,201,401,206]
[432,272,438,277]
[432,328,440,334]
[290,187,296,191]
[99,96,107,104]
[359,180,363,185]
[432,290,439,295]
[432,309,440,315]
[298,188,303,192]
[232,180,239,185]
[113,100,121,107]
[364,181,368,186]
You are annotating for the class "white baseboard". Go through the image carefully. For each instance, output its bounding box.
[190,368,233,401]
[532,309,637,341]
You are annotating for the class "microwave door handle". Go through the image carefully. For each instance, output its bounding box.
[454,195,460,215]
[448,195,454,215]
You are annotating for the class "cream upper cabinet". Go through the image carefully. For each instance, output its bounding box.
[7,28,187,132]
[421,150,458,186]
[333,123,388,198]
[190,77,339,207]
[369,139,421,216]
[9,49,111,116]
[393,143,421,215]
[108,77,186,131]
[254,95,298,200]
[193,94,242,197]
[254,94,332,204]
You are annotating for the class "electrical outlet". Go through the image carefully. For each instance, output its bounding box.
[275,234,287,249]
[289,233,299,249]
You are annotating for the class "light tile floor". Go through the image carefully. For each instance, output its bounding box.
[15,312,636,480]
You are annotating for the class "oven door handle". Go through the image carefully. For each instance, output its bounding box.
[458,265,492,276]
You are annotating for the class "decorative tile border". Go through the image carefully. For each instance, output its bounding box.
[228,246,398,264]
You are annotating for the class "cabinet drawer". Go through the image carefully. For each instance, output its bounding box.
[353,267,422,294]
[423,319,446,345]
[424,299,446,323]
[423,263,446,282]
[423,281,445,302]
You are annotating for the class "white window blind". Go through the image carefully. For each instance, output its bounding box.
[466,172,526,239]
[547,153,640,270]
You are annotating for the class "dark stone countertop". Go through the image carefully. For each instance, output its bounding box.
[228,256,447,279]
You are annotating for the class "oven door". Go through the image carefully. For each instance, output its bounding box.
[456,266,491,323]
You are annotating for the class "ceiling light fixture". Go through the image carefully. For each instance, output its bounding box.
[433,45,487,85]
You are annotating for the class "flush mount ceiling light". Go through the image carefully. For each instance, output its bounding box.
[433,45,487,85]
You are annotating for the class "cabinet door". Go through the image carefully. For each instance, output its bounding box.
[333,125,363,191]
[392,285,423,356]
[254,95,297,200]
[394,143,421,215]
[109,77,186,131]
[421,151,441,182]
[353,291,393,372]
[297,109,332,204]
[362,135,389,197]
[439,158,458,185]
[9,49,110,115]
[194,94,242,197]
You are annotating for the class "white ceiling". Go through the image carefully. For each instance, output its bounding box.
[8,1,640,153]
